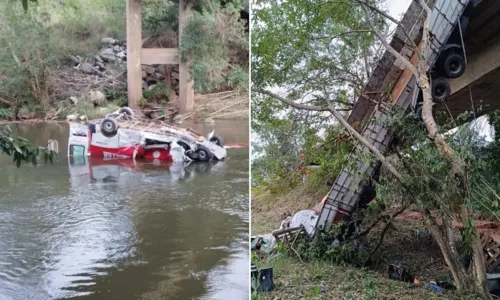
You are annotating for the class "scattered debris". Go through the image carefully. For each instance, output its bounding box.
[387,264,415,283]
[251,264,275,292]
[425,282,445,294]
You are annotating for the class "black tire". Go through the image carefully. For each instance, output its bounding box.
[178,141,191,151]
[431,78,451,103]
[196,145,213,161]
[119,107,134,119]
[209,135,224,147]
[441,52,466,79]
[101,118,118,137]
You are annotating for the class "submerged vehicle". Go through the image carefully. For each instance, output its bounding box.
[68,107,227,162]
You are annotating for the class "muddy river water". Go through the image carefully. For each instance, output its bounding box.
[0,121,249,300]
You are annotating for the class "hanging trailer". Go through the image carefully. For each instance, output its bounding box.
[315,0,477,234]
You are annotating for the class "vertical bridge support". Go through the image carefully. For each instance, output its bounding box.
[126,0,194,113]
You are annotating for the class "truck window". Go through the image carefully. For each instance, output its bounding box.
[69,145,85,157]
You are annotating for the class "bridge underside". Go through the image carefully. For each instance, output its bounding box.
[436,0,500,120]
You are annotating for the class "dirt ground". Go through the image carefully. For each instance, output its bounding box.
[251,187,492,300]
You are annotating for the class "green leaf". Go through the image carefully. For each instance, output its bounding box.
[22,0,28,11]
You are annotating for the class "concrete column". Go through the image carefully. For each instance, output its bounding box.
[126,0,143,108]
[178,0,195,114]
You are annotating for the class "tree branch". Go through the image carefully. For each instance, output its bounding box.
[327,102,405,183]
[257,89,352,112]
[418,0,431,16]
[360,3,420,78]
[312,30,373,42]
[353,0,419,51]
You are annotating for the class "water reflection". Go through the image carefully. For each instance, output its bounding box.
[0,122,249,300]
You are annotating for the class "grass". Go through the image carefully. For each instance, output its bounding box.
[251,255,483,300]
[251,184,485,300]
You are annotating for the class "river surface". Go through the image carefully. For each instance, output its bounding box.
[0,121,249,300]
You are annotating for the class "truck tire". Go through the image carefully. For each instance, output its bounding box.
[101,118,118,137]
[432,78,450,103]
[209,135,224,147]
[119,107,134,119]
[441,53,466,79]
[196,145,213,161]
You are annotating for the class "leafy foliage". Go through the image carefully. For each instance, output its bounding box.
[0,126,56,167]
[180,0,248,92]
[376,108,500,221]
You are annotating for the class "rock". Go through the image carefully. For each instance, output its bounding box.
[205,118,215,123]
[79,62,95,74]
[143,65,156,75]
[66,114,78,121]
[101,37,116,45]
[142,80,148,89]
[79,115,88,121]
[147,84,157,91]
[69,55,81,65]
[88,90,107,106]
[99,48,116,62]
[145,75,157,85]
[171,71,179,80]
[156,65,166,75]
[18,107,35,119]
[96,62,105,70]
[113,45,121,52]
[70,96,79,104]
[155,72,166,81]
[141,71,147,79]
[95,55,103,63]
[116,51,126,60]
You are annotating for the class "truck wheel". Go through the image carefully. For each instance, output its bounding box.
[442,53,466,79]
[101,118,118,137]
[432,78,450,103]
[209,135,224,147]
[119,107,134,120]
[196,145,213,161]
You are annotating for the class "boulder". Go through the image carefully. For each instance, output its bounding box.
[113,45,121,52]
[116,51,126,60]
[79,62,95,75]
[171,71,179,79]
[70,96,80,104]
[101,37,116,45]
[88,90,107,106]
[95,55,103,63]
[155,72,166,81]
[99,48,116,62]
[145,75,157,85]
[156,65,166,75]
[66,114,78,121]
[96,62,105,70]
[69,55,81,65]
[147,84,157,91]
[18,107,35,119]
[142,80,148,89]
[141,71,147,79]
[143,65,156,75]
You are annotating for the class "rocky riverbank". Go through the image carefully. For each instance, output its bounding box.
[4,37,247,123]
